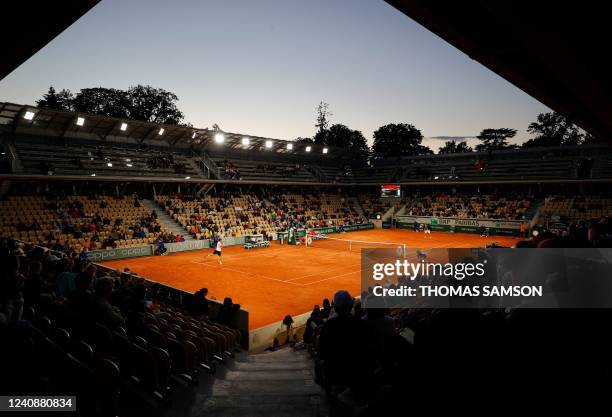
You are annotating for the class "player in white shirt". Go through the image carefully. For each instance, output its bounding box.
[424,224,432,239]
[207,239,224,264]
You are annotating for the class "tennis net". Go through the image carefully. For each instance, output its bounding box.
[311,235,407,255]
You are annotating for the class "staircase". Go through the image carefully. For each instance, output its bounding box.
[193,150,222,179]
[141,199,193,240]
[202,348,326,417]
[348,196,366,219]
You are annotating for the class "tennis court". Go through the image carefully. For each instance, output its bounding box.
[101,229,520,329]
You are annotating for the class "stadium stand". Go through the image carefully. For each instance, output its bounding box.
[403,192,531,220]
[3,104,612,416]
[3,103,612,185]
[540,195,612,225]
[358,193,404,219]
[156,192,365,239]
[13,141,201,178]
[0,195,171,253]
[0,237,243,417]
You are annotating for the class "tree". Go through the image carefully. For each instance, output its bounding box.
[582,133,605,145]
[325,124,370,158]
[315,101,331,135]
[37,85,186,125]
[523,112,584,148]
[295,137,314,144]
[36,86,74,111]
[125,85,184,124]
[372,123,432,157]
[476,128,517,151]
[72,87,130,119]
[438,140,473,154]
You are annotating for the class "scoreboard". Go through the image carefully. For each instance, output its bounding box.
[381,184,401,198]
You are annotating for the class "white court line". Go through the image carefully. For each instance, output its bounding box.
[284,262,358,282]
[298,269,361,286]
[190,260,303,286]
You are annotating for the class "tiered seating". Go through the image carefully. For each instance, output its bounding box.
[215,158,317,182]
[358,194,403,219]
[0,238,242,415]
[281,193,362,227]
[0,195,166,251]
[317,165,397,183]
[156,194,278,239]
[156,192,365,240]
[540,196,612,224]
[399,156,575,181]
[404,193,530,220]
[14,141,200,178]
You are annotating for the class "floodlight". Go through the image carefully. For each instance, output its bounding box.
[107,162,113,167]
[214,133,225,144]
[305,146,312,152]
[265,140,273,148]
[286,143,293,150]
[91,173,96,177]
[185,176,191,179]
[158,128,165,135]
[120,122,128,131]
[322,148,328,154]
[76,117,85,126]
[24,111,35,120]
[242,137,250,146]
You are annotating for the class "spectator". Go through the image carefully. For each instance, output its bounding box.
[191,288,210,319]
[216,297,240,326]
[91,277,126,329]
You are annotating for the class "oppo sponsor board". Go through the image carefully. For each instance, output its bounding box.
[397,216,522,236]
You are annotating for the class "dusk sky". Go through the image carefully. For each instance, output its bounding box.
[0,0,550,151]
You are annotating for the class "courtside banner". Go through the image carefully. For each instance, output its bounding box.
[165,239,211,253]
[88,245,153,261]
[361,248,612,308]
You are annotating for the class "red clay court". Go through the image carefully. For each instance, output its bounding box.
[102,229,520,329]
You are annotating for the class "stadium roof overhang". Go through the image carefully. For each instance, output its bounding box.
[0,102,348,158]
[1,1,100,81]
[386,0,612,142]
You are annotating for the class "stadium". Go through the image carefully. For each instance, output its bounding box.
[1,1,611,416]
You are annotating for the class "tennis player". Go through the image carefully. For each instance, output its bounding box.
[424,224,432,239]
[207,238,224,264]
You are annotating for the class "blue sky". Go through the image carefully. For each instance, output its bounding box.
[0,0,549,151]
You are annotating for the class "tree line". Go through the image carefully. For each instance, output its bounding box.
[36,86,603,158]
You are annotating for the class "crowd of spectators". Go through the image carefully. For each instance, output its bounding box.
[160,191,366,240]
[147,153,187,174]
[0,236,242,414]
[305,246,612,413]
[405,192,531,220]
[221,160,241,180]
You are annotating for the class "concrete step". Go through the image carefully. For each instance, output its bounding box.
[212,378,320,396]
[142,199,193,240]
[204,347,326,417]
[232,361,313,372]
[202,395,324,417]
[224,369,313,381]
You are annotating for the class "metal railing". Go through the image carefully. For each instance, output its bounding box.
[193,150,221,179]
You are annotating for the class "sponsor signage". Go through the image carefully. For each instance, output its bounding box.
[88,245,153,261]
